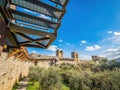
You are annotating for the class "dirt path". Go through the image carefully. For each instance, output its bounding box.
[16,78,29,90]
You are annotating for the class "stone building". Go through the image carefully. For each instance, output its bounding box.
[30,50,80,68]
[56,49,63,58]
[92,55,107,63]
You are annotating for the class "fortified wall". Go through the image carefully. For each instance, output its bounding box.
[31,49,80,68]
[0,53,31,90]
[92,55,108,63]
[0,48,32,90]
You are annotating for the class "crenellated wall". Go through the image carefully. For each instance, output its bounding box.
[31,50,81,68]
[0,52,31,90]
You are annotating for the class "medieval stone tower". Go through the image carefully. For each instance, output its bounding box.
[56,49,63,58]
[71,52,79,64]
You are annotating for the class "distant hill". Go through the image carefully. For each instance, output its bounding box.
[115,58,120,62]
[111,58,120,62]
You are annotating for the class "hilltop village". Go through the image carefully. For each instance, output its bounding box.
[30,49,108,68]
[1,0,119,90]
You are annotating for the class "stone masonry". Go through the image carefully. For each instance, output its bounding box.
[0,52,31,90]
[30,50,80,68]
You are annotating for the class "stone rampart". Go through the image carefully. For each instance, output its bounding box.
[0,52,31,90]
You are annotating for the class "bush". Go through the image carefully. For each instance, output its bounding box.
[28,62,120,90]
[59,63,74,70]
[91,61,120,72]
[29,66,44,81]
[89,70,120,90]
[38,67,62,90]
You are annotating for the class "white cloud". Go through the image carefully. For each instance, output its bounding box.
[58,39,63,43]
[81,40,87,44]
[47,52,55,56]
[103,49,119,53]
[107,31,112,34]
[101,48,120,60]
[114,32,120,35]
[32,50,37,53]
[80,54,91,60]
[47,45,58,52]
[108,35,120,45]
[85,45,101,51]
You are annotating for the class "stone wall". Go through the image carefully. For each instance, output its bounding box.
[57,60,75,65]
[0,52,31,90]
[35,60,52,68]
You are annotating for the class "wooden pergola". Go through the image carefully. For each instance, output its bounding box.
[0,0,69,59]
[0,0,68,48]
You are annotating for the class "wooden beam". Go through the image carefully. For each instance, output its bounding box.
[10,9,59,29]
[55,22,61,32]
[59,8,66,21]
[15,22,49,30]
[7,49,20,58]
[9,23,56,37]
[15,52,23,59]
[6,31,17,47]
[46,36,56,48]
[0,2,9,24]
[22,44,46,48]
[21,47,29,59]
[49,0,69,7]
[15,33,47,48]
[10,0,63,19]
[18,37,50,46]
[19,54,25,60]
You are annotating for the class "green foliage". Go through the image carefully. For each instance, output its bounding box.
[29,66,44,81]
[59,63,74,70]
[91,61,120,72]
[38,68,62,90]
[28,61,120,90]
[89,70,120,90]
[12,82,19,90]
[27,81,39,90]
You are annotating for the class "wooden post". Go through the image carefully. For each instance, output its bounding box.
[7,49,20,58]
[15,53,23,59]
[0,17,8,56]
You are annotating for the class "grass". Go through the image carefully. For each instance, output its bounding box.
[12,82,19,90]
[61,84,70,90]
[27,81,39,90]
[27,80,70,90]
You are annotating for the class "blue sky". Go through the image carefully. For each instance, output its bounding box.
[28,0,120,60]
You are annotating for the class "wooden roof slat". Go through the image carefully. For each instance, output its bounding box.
[0,0,7,8]
[10,0,63,19]
[49,0,69,7]
[18,37,50,46]
[9,23,56,37]
[22,44,46,48]
[1,0,69,49]
[10,9,59,29]
[15,33,47,48]
[6,31,18,47]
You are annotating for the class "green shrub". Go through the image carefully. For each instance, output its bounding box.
[28,62,120,90]
[38,67,62,90]
[59,63,74,70]
[29,66,44,81]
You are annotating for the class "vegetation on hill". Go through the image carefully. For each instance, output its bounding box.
[28,61,120,90]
